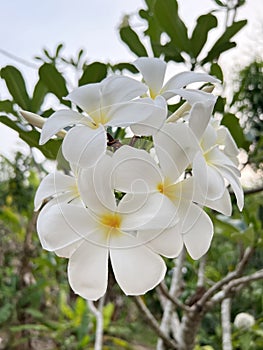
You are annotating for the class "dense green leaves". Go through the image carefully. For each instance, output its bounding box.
[119,24,148,57]
[0,66,31,110]
[154,0,190,53]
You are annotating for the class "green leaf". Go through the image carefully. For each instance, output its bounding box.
[120,23,148,57]
[79,62,107,86]
[111,62,138,74]
[0,65,31,110]
[190,13,218,58]
[31,79,48,112]
[221,113,250,150]
[213,0,225,6]
[153,42,185,63]
[210,62,224,82]
[154,0,190,53]
[0,99,14,114]
[202,20,247,63]
[38,63,70,105]
[0,115,61,159]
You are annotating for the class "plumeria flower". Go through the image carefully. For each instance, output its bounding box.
[133,57,219,101]
[40,75,164,168]
[112,145,214,259]
[130,57,218,137]
[36,154,178,300]
[187,102,244,210]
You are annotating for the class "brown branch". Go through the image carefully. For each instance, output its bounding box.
[209,269,263,306]
[158,283,190,312]
[133,296,178,349]
[244,186,263,196]
[196,247,254,308]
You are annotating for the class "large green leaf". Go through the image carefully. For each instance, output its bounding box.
[119,24,148,57]
[79,62,107,86]
[202,20,247,63]
[221,113,250,151]
[38,63,70,106]
[190,13,218,59]
[0,115,61,160]
[0,66,31,110]
[31,79,48,112]
[0,100,15,114]
[154,0,190,54]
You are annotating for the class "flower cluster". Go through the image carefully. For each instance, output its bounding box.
[32,58,243,300]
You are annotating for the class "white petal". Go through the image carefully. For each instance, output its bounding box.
[55,240,83,258]
[193,153,225,200]
[101,75,147,105]
[78,154,117,214]
[162,88,217,104]
[154,123,198,181]
[217,125,239,159]
[162,71,219,91]
[66,83,102,114]
[181,203,213,260]
[138,227,183,258]
[216,165,244,211]
[189,101,214,141]
[34,172,76,210]
[112,145,162,193]
[201,188,232,216]
[130,96,167,136]
[106,98,161,127]
[133,57,166,97]
[119,193,178,231]
[68,239,109,300]
[37,201,98,251]
[200,124,217,151]
[110,235,166,295]
[62,124,107,169]
[40,110,91,145]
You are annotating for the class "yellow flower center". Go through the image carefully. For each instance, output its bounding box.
[100,213,122,229]
[156,178,177,202]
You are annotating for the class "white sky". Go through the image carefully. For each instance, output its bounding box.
[0,0,262,160]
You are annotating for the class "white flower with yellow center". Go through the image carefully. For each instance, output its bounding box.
[36,154,178,300]
[112,145,214,260]
[40,75,163,168]
[133,57,219,100]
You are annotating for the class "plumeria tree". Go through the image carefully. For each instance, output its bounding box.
[1,1,263,349]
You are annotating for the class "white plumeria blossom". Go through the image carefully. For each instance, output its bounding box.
[36,154,178,300]
[130,57,218,137]
[32,56,244,300]
[133,57,219,101]
[40,75,164,168]
[112,145,214,260]
[187,102,244,210]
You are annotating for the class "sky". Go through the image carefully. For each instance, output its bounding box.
[0,0,262,161]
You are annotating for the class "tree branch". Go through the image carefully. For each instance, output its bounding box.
[197,247,253,308]
[133,296,178,350]
[221,298,233,350]
[87,295,105,350]
[157,250,186,350]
